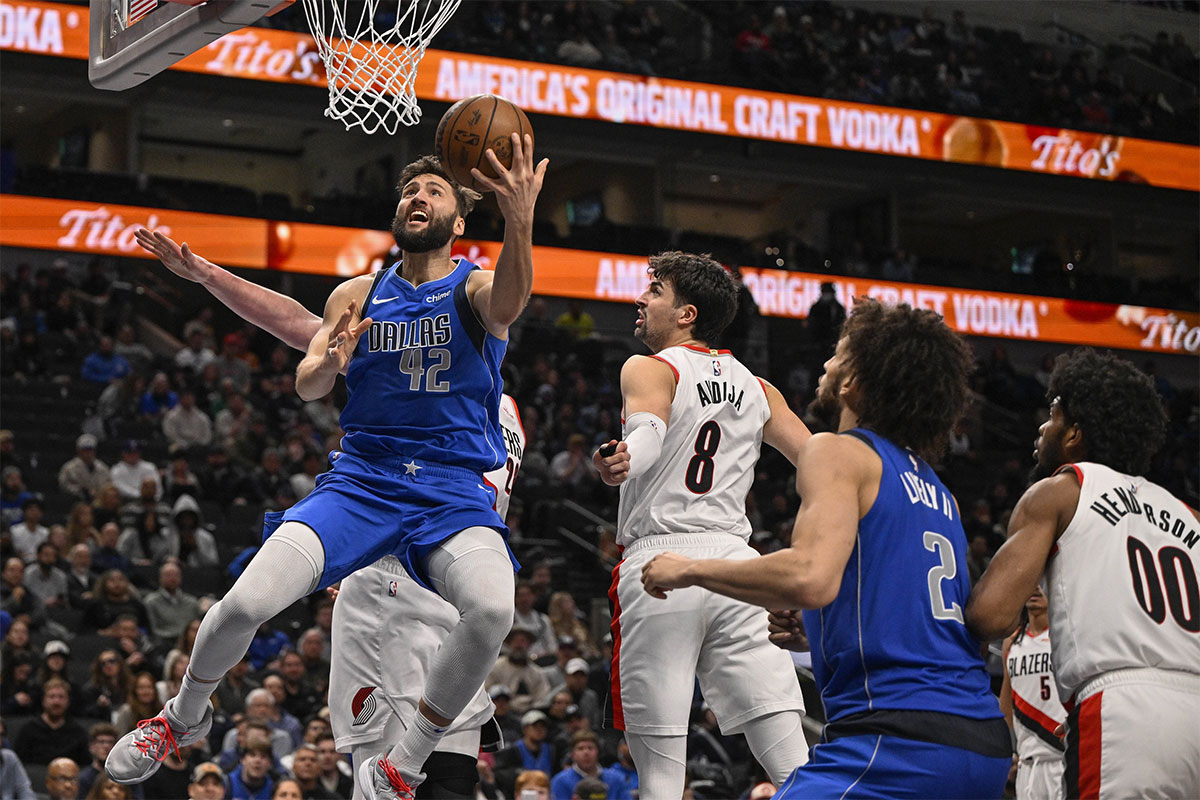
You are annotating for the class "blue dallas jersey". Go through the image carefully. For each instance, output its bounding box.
[803,428,1001,724]
[340,257,507,473]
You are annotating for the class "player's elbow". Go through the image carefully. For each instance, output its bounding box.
[964,600,1015,642]
[787,579,839,609]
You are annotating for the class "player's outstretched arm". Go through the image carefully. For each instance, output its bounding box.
[965,472,1079,641]
[296,279,372,401]
[594,356,675,485]
[760,379,812,468]
[134,227,321,351]
[642,433,869,608]
[470,133,549,335]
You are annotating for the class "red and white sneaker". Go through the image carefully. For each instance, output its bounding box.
[357,753,422,800]
[105,699,213,784]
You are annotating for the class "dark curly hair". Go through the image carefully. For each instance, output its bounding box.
[841,299,974,462]
[648,251,738,345]
[1047,349,1167,476]
[396,155,481,218]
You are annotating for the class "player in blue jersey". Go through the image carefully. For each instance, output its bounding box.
[107,137,548,800]
[642,299,1011,798]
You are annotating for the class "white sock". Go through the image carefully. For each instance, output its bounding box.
[386,709,445,783]
[168,672,217,728]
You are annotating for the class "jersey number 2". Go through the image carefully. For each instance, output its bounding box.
[923,531,964,623]
[684,421,721,494]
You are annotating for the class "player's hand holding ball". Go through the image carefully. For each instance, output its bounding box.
[594,440,631,485]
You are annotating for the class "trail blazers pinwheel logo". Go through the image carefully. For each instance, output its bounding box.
[351,687,377,726]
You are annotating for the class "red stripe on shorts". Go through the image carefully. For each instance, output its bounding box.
[1077,691,1103,799]
[1012,688,1061,737]
[607,559,626,730]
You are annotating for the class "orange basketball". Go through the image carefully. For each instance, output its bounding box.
[435,94,534,192]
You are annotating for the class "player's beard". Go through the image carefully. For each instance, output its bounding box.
[391,208,457,253]
[1029,435,1067,483]
[809,369,843,430]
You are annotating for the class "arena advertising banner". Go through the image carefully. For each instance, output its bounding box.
[3,0,1197,191]
[2,194,1197,355]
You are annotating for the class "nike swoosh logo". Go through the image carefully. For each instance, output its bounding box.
[371,295,400,305]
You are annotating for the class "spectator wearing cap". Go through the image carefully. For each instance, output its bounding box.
[513,581,556,662]
[228,738,276,800]
[108,441,161,502]
[144,559,202,645]
[562,659,602,732]
[80,335,131,385]
[162,388,214,455]
[58,434,111,502]
[43,756,79,800]
[493,710,555,798]
[486,627,552,714]
[550,731,606,800]
[13,677,89,767]
[188,761,229,800]
[490,684,523,745]
[22,542,67,608]
[78,723,144,800]
[10,497,48,563]
[38,641,85,711]
[289,743,339,800]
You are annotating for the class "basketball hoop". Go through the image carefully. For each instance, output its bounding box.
[299,0,461,135]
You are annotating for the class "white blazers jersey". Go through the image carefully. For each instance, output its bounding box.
[329,395,524,753]
[617,345,769,547]
[1046,462,1200,698]
[1008,627,1066,761]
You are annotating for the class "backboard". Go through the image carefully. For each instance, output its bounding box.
[89,0,289,90]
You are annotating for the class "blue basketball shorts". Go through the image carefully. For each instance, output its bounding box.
[773,734,1010,799]
[262,450,516,592]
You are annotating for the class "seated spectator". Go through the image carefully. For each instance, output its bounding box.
[13,678,89,767]
[570,776,608,800]
[138,372,178,419]
[164,455,204,504]
[288,743,338,800]
[547,591,599,661]
[493,711,555,798]
[295,629,330,693]
[87,772,138,800]
[311,732,352,798]
[602,738,637,800]
[144,559,202,646]
[91,486,123,531]
[562,660,602,733]
[514,769,551,800]
[550,731,605,800]
[0,466,34,529]
[104,614,159,678]
[219,717,292,773]
[542,636,582,693]
[276,650,322,722]
[77,723,142,800]
[188,762,229,800]
[109,441,161,503]
[66,502,101,549]
[490,684,523,746]
[117,497,176,567]
[288,451,322,501]
[80,336,131,385]
[82,571,150,633]
[58,435,111,503]
[141,742,204,800]
[37,641,85,711]
[10,498,49,563]
[0,650,39,717]
[163,389,214,455]
[43,756,79,800]
[248,622,292,672]
[0,740,35,799]
[94,374,146,437]
[549,434,598,497]
[215,654,260,717]
[487,627,552,714]
[228,738,279,799]
[80,649,133,720]
[176,329,218,374]
[554,300,595,340]
[259,675,304,748]
[89,522,132,576]
[22,542,68,609]
[113,671,160,736]
[1,558,43,625]
[198,445,254,507]
[157,650,190,705]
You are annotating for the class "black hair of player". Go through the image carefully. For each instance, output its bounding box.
[840,298,974,463]
[396,155,482,218]
[647,251,739,345]
[1047,349,1167,477]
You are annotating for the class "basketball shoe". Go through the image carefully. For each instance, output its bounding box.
[357,753,422,800]
[105,698,213,784]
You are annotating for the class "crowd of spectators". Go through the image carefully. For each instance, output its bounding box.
[1,248,1196,799]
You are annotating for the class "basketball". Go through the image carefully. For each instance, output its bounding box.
[435,94,534,192]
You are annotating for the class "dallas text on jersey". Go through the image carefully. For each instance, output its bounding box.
[367,314,452,351]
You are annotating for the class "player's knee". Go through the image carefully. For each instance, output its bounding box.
[465,588,513,639]
[211,590,261,633]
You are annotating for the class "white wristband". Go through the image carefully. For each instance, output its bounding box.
[623,411,667,480]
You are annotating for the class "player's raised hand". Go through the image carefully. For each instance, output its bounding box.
[641,552,695,599]
[324,302,371,374]
[471,133,548,224]
[133,228,216,284]
[593,440,631,486]
[766,609,809,652]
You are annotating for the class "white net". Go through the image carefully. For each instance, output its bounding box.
[299,0,461,135]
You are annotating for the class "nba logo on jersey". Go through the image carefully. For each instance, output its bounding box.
[351,687,377,725]
[712,360,722,376]
[388,580,398,597]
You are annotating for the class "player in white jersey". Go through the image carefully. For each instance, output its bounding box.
[136,234,524,799]
[967,349,1199,800]
[592,252,811,799]
[330,392,525,800]
[1000,588,1064,800]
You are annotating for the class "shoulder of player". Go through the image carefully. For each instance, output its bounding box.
[621,353,677,381]
[330,274,374,305]
[1017,472,1081,514]
[798,431,878,476]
